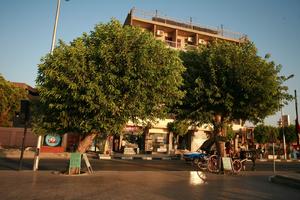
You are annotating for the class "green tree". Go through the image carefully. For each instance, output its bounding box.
[0,74,27,126]
[254,124,279,144]
[178,41,292,156]
[278,125,297,155]
[167,120,190,136]
[34,20,185,153]
[278,125,297,144]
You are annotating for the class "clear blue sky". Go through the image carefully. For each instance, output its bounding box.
[0,0,299,126]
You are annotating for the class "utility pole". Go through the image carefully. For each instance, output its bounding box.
[50,0,61,53]
[19,100,30,170]
[33,0,62,171]
[295,90,299,145]
[279,74,294,160]
[281,108,287,160]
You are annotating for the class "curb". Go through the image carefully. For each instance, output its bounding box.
[258,159,300,162]
[269,175,300,189]
[99,155,181,160]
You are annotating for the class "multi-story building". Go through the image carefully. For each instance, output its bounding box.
[124,8,247,50]
[118,8,248,154]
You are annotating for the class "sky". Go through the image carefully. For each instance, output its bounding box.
[0,0,300,126]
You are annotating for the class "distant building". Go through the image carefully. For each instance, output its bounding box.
[12,82,39,100]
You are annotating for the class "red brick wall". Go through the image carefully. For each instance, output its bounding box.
[0,127,37,148]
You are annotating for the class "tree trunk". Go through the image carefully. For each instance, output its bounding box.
[68,133,97,175]
[76,133,97,154]
[167,132,173,154]
[143,125,151,153]
[143,124,152,153]
[213,114,225,157]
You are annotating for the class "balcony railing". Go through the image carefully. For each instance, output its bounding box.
[164,40,198,50]
[130,7,247,42]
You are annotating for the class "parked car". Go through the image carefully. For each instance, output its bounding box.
[183,152,207,164]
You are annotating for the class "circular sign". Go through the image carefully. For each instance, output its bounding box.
[45,134,61,147]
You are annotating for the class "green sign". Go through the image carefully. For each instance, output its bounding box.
[222,157,232,171]
[69,153,81,173]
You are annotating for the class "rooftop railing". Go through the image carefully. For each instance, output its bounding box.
[130,7,247,42]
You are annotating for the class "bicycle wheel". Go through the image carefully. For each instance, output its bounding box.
[192,158,200,166]
[197,158,207,171]
[207,155,219,173]
[232,160,242,173]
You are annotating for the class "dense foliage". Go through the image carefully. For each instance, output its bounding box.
[167,120,190,136]
[178,41,292,128]
[34,20,185,139]
[254,124,279,144]
[0,74,27,126]
[278,125,298,144]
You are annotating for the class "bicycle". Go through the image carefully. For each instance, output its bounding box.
[232,158,247,173]
[206,154,220,173]
[204,154,246,174]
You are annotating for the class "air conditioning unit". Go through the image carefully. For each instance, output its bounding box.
[156,30,164,36]
[187,37,194,42]
[198,39,207,45]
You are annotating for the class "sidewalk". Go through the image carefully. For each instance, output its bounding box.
[0,148,180,160]
[0,148,70,159]
[96,152,181,160]
[269,172,300,189]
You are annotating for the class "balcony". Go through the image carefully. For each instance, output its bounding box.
[129,7,247,42]
[164,40,198,51]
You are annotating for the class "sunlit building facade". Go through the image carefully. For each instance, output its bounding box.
[118,8,248,154]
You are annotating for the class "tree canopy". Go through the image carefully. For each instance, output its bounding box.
[0,74,27,126]
[178,41,292,127]
[278,125,298,144]
[254,124,279,144]
[34,20,185,139]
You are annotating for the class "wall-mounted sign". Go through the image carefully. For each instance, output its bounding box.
[44,133,62,147]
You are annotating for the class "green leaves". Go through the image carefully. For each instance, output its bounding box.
[34,20,185,135]
[0,74,27,126]
[254,124,279,143]
[179,40,291,125]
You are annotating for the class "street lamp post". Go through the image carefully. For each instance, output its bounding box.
[33,0,62,171]
[50,0,61,53]
[279,74,294,160]
[281,108,287,160]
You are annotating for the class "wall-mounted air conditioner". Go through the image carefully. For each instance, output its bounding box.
[187,37,194,42]
[198,39,207,45]
[156,30,164,36]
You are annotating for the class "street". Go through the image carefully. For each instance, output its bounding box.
[1,157,193,171]
[0,170,299,200]
[1,157,300,199]
[0,157,300,172]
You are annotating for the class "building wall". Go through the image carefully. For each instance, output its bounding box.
[191,130,209,152]
[0,127,37,148]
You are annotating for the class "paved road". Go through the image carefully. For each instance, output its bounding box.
[1,157,300,172]
[0,170,299,200]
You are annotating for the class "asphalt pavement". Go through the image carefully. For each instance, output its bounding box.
[1,148,300,190]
